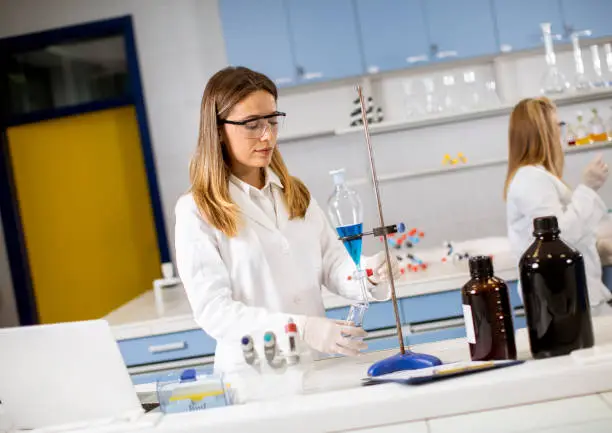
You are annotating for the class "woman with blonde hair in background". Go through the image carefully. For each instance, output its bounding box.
[174,66,399,374]
[504,97,612,315]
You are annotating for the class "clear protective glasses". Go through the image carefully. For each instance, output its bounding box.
[220,111,286,139]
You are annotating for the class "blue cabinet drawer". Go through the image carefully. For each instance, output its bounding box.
[118,329,216,367]
[507,280,523,308]
[408,326,467,346]
[400,290,463,324]
[326,300,397,331]
[365,335,406,353]
[407,313,527,347]
[401,280,522,325]
[514,314,527,330]
[602,266,612,292]
[131,363,215,385]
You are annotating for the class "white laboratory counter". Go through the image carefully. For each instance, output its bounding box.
[127,316,612,433]
[105,237,518,340]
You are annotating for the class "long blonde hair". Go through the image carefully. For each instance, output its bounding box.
[189,66,310,237]
[503,97,564,199]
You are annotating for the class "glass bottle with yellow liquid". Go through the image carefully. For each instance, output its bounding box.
[589,108,608,142]
[575,112,591,145]
[606,107,612,141]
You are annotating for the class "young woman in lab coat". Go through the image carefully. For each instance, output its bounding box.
[504,97,612,315]
[175,67,398,374]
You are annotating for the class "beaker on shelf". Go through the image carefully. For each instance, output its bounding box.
[590,45,606,87]
[589,108,608,142]
[603,44,612,86]
[422,77,442,115]
[571,30,592,91]
[402,79,425,119]
[540,22,569,95]
[441,74,459,112]
[462,70,482,111]
[483,80,501,107]
[575,112,592,145]
[606,107,612,141]
[564,121,577,146]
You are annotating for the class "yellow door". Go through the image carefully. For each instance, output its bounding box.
[7,106,161,323]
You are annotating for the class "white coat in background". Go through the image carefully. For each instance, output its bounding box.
[506,165,612,308]
[174,170,387,374]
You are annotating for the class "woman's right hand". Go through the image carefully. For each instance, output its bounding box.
[302,316,367,356]
[582,154,609,191]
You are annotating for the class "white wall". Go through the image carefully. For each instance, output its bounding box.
[0,0,228,325]
[0,210,19,327]
[1,0,612,325]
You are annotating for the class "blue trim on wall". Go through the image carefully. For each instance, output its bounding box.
[6,97,133,127]
[123,18,170,262]
[0,16,132,54]
[0,15,170,324]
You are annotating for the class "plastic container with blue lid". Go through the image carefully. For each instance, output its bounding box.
[156,368,230,413]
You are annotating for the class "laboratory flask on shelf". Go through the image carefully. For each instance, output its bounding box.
[327,168,368,327]
[575,112,591,145]
[604,44,612,86]
[590,45,606,87]
[570,30,592,91]
[606,107,612,140]
[589,108,607,142]
[540,23,569,95]
[519,216,594,359]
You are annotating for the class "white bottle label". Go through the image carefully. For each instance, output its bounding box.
[463,304,476,344]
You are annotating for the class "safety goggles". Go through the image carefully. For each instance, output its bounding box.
[220,111,286,139]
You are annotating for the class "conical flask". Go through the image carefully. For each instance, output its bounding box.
[540,23,569,95]
[327,169,364,267]
[327,168,369,326]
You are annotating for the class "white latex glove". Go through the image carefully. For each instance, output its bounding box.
[582,154,609,191]
[302,316,367,356]
[363,251,401,285]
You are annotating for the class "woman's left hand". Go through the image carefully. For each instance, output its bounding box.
[363,251,401,285]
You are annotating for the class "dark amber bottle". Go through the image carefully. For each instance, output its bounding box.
[519,216,594,359]
[461,256,517,361]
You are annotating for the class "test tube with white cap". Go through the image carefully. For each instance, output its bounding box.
[241,335,259,369]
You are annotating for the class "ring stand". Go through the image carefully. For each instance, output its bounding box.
[353,85,442,377]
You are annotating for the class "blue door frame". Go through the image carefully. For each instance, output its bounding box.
[0,16,170,325]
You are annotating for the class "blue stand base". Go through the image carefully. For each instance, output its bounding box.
[367,351,443,377]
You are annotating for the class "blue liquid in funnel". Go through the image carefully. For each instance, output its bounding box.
[336,223,363,267]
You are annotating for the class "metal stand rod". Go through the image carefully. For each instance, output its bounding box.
[356,85,406,355]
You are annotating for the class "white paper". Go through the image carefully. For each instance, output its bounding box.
[463,304,476,344]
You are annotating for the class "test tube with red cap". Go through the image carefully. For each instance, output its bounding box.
[285,318,300,365]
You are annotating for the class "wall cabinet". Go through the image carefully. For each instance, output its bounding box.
[219,0,296,87]
[355,0,430,74]
[219,0,612,88]
[493,0,565,52]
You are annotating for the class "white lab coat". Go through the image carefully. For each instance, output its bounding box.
[506,165,612,307]
[174,171,384,374]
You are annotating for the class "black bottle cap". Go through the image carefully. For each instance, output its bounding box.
[469,255,494,278]
[533,216,560,236]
